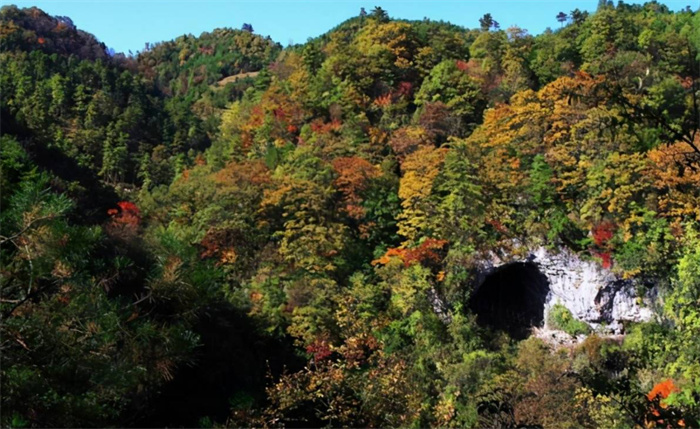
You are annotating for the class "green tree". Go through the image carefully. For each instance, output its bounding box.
[415,60,486,134]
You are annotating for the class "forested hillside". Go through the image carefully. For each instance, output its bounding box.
[2,3,700,427]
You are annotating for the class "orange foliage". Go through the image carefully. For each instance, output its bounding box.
[194,154,207,166]
[107,201,140,227]
[373,82,414,108]
[106,201,140,237]
[373,93,392,108]
[647,143,700,221]
[332,157,380,220]
[372,238,448,267]
[402,238,448,266]
[647,379,678,402]
[200,228,240,265]
[645,379,686,427]
[310,118,343,134]
[248,105,265,128]
[212,160,271,186]
[372,247,407,266]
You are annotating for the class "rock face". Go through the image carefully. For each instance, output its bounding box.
[471,246,657,335]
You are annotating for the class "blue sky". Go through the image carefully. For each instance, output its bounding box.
[1,0,696,54]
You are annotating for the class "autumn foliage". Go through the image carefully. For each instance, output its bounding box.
[332,156,380,219]
[5,3,700,428]
[648,379,679,402]
[306,338,333,362]
[107,201,141,236]
[645,379,686,428]
[592,221,615,247]
[591,221,616,268]
[372,238,448,267]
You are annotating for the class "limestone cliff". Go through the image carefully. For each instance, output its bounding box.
[455,246,659,338]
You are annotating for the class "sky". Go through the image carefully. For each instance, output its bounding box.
[1,0,696,54]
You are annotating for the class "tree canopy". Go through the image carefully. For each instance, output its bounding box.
[2,3,700,427]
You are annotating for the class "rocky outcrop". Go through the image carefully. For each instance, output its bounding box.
[471,246,657,335]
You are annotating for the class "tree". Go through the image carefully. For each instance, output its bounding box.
[661,228,700,418]
[570,8,588,24]
[556,11,568,27]
[99,125,129,185]
[429,142,484,244]
[302,42,323,73]
[479,13,494,31]
[332,156,380,220]
[415,60,486,134]
[468,28,508,79]
[396,146,447,242]
[241,23,254,33]
[371,6,389,23]
[0,173,207,427]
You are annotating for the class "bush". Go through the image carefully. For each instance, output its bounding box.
[547,304,591,336]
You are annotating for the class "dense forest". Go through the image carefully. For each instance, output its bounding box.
[2,2,700,427]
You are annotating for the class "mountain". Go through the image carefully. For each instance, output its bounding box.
[2,3,700,427]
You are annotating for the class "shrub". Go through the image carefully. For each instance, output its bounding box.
[547,304,591,336]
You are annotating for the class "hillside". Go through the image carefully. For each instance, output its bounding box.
[2,3,700,428]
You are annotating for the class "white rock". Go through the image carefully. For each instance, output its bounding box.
[470,246,656,335]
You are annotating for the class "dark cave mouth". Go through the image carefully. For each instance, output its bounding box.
[468,262,550,340]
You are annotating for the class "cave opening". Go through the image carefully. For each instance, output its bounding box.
[468,262,550,340]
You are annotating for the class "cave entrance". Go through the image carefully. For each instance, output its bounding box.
[468,262,550,340]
